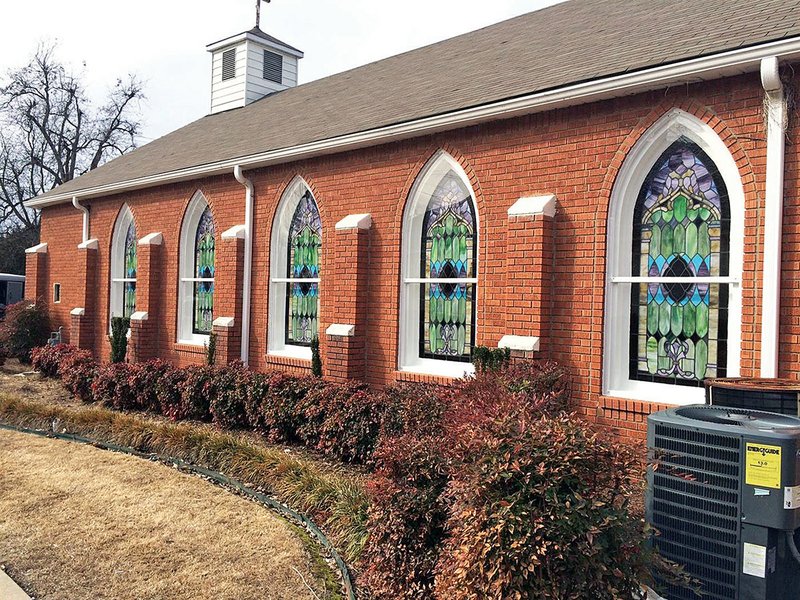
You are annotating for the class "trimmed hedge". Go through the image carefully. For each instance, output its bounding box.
[27,344,682,599]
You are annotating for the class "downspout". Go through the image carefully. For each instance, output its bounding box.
[759,56,787,378]
[233,166,254,366]
[72,196,89,243]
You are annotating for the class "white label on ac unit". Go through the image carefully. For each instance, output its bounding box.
[754,488,771,496]
[784,485,800,509]
[743,543,767,578]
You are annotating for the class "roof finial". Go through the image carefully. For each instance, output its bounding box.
[255,0,271,29]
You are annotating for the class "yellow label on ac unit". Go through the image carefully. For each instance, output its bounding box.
[745,443,782,489]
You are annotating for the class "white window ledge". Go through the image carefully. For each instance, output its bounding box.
[400,359,475,379]
[268,346,312,361]
[498,335,540,352]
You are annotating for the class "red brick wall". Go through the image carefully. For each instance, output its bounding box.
[35,70,800,442]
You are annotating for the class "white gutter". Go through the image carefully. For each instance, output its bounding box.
[26,36,800,209]
[233,165,254,366]
[71,196,89,242]
[759,56,787,378]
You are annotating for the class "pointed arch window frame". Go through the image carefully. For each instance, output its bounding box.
[178,191,216,345]
[603,110,743,404]
[109,204,137,329]
[268,177,321,360]
[399,151,479,378]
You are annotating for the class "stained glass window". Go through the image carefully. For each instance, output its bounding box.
[630,137,730,386]
[193,206,215,334]
[123,221,137,319]
[419,170,476,361]
[286,191,321,346]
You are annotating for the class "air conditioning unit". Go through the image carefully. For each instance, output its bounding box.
[647,405,800,599]
[707,378,800,417]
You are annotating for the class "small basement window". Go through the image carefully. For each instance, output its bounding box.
[53,283,61,304]
[263,50,283,84]
[221,48,236,81]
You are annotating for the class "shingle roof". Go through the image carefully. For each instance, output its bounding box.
[34,0,800,203]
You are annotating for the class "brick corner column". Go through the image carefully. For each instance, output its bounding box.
[128,232,164,363]
[324,214,371,382]
[70,239,99,350]
[504,195,555,355]
[211,226,245,366]
[24,242,49,302]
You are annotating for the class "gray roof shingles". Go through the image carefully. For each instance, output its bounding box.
[35,0,800,201]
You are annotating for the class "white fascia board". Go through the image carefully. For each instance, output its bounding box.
[25,36,800,209]
[25,242,48,254]
[138,232,163,246]
[498,335,540,352]
[326,323,355,337]
[77,238,99,250]
[508,194,556,217]
[221,224,246,239]
[335,213,372,230]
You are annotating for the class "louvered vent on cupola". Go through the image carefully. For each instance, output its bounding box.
[207,26,303,115]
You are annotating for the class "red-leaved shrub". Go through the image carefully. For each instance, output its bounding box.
[156,366,189,420]
[0,345,7,367]
[59,348,98,403]
[209,362,251,429]
[177,365,216,422]
[260,373,323,443]
[31,344,75,378]
[0,300,51,363]
[128,359,173,413]
[299,380,379,464]
[92,363,135,409]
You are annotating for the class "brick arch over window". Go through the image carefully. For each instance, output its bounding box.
[109,204,137,324]
[268,175,322,359]
[177,190,216,345]
[603,108,745,404]
[398,149,480,377]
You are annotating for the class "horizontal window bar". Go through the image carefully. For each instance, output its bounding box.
[180,278,215,283]
[611,276,740,284]
[111,278,137,283]
[271,277,321,284]
[404,278,478,284]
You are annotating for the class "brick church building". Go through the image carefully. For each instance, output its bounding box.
[23,0,800,439]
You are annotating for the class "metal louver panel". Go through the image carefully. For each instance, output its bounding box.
[263,50,283,83]
[651,424,741,600]
[222,48,236,81]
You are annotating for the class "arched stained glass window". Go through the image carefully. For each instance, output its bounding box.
[419,170,476,361]
[630,137,730,385]
[193,206,215,335]
[123,221,137,319]
[286,191,321,345]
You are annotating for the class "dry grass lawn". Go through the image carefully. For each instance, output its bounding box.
[0,428,331,600]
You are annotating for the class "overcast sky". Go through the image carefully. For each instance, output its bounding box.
[1,1,562,143]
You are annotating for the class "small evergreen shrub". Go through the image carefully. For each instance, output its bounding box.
[59,348,98,403]
[0,300,51,363]
[128,359,173,413]
[209,362,251,429]
[471,345,511,372]
[311,336,322,377]
[205,332,217,366]
[92,362,135,409]
[109,317,130,363]
[31,343,75,377]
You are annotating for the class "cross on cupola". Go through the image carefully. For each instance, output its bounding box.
[255,0,270,30]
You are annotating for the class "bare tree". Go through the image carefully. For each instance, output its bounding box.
[0,43,144,237]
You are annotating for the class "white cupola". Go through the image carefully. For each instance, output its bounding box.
[206,27,303,114]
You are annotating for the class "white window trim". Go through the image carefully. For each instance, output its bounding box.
[268,176,318,360]
[109,204,135,330]
[178,191,213,346]
[399,150,478,378]
[603,109,743,405]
